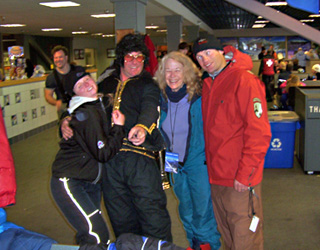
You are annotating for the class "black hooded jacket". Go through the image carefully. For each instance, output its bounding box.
[98,70,164,152]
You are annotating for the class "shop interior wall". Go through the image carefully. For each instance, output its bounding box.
[72,37,116,76]
[3,27,320,77]
[3,34,116,76]
[22,35,72,71]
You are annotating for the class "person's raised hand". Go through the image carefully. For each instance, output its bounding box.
[112,110,125,126]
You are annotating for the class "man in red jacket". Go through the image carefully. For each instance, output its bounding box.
[193,37,271,250]
[258,49,276,102]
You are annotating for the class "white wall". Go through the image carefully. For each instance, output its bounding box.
[0,79,57,139]
[72,37,116,76]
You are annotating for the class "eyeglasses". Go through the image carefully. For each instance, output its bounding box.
[124,53,145,63]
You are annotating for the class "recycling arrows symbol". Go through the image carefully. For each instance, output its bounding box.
[271,138,282,148]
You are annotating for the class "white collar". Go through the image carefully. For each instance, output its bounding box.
[68,96,98,114]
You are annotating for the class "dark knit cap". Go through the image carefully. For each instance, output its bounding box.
[192,37,223,56]
[64,67,89,96]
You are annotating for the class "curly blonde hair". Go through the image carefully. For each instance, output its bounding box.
[155,51,202,101]
[286,74,302,92]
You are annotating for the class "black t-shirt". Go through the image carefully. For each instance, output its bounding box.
[45,65,85,103]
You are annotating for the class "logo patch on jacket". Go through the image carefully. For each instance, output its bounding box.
[97,140,105,149]
[253,98,263,118]
[266,59,273,67]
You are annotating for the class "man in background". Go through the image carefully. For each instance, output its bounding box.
[178,42,190,55]
[258,46,266,60]
[259,49,276,102]
[45,45,85,117]
[292,47,310,71]
[178,42,200,69]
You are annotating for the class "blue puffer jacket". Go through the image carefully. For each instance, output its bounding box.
[0,208,57,250]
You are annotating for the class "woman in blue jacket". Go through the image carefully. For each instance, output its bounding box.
[155,51,220,250]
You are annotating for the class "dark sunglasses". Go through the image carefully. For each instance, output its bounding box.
[124,53,145,63]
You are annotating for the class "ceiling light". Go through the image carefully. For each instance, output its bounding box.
[0,24,26,27]
[42,28,62,32]
[91,33,103,36]
[255,20,270,23]
[72,31,88,34]
[39,1,80,8]
[102,34,115,37]
[91,14,116,18]
[252,24,266,28]
[309,14,320,17]
[300,19,314,22]
[156,29,167,33]
[257,16,263,19]
[145,25,159,29]
[265,2,287,6]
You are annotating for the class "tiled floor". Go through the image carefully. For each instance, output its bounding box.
[5,126,320,250]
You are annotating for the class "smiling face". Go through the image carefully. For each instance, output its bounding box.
[196,49,226,75]
[120,51,144,81]
[165,58,185,92]
[53,50,68,70]
[73,75,97,98]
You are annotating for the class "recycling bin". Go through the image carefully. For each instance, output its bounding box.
[264,111,300,168]
[295,87,320,173]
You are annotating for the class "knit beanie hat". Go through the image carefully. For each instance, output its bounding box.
[192,37,223,56]
[64,67,89,96]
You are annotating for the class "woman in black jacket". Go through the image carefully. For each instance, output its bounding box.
[50,67,125,246]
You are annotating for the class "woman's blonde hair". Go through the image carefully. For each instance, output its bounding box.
[286,74,301,92]
[155,51,202,101]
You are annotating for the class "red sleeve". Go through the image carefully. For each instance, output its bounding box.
[0,108,16,207]
[235,72,271,186]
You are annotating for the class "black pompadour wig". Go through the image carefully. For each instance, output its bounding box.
[115,33,149,68]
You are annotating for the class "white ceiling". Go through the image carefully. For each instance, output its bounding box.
[0,0,205,38]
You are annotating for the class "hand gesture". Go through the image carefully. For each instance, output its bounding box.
[128,126,146,146]
[61,117,73,140]
[112,110,125,126]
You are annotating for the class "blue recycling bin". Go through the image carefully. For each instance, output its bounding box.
[264,111,300,168]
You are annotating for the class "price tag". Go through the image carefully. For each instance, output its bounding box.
[249,215,259,232]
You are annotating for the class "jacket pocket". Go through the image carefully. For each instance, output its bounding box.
[212,98,234,125]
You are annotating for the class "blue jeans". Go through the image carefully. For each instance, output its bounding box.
[50,176,109,245]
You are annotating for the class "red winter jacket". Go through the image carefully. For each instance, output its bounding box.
[144,34,158,76]
[202,46,271,187]
[0,107,16,207]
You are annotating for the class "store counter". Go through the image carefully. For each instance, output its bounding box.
[0,68,97,144]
